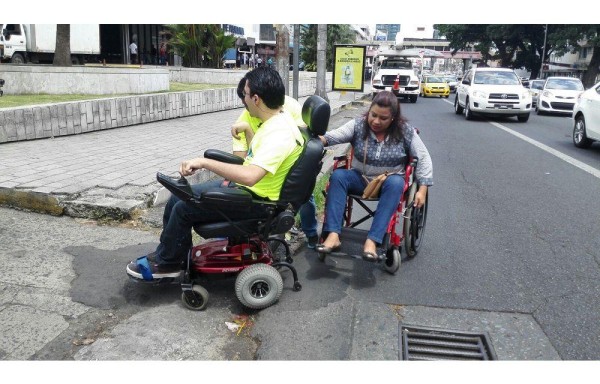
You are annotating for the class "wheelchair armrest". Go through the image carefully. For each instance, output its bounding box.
[204,149,244,165]
[201,187,253,206]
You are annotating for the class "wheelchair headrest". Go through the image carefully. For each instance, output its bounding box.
[302,95,330,136]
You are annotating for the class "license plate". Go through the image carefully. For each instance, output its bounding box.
[385,86,392,91]
[495,105,509,109]
[398,87,405,92]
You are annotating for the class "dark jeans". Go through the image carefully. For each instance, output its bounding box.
[155,179,272,266]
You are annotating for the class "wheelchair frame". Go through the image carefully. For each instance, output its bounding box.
[318,148,428,274]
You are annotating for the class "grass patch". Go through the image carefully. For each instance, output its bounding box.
[0,82,233,109]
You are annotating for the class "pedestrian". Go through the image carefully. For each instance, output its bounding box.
[129,41,138,64]
[316,91,433,261]
[126,67,306,281]
[267,56,273,68]
[257,56,263,67]
[159,41,167,65]
[230,75,319,248]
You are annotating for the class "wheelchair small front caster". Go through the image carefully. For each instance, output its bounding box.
[181,284,209,311]
[293,281,302,291]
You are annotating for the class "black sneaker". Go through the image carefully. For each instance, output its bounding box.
[306,235,319,249]
[126,252,181,281]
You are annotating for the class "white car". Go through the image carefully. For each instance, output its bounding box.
[572,81,600,148]
[528,79,546,107]
[454,67,532,122]
[536,77,584,115]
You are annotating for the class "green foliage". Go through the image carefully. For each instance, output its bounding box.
[164,24,236,68]
[435,24,600,83]
[301,24,356,71]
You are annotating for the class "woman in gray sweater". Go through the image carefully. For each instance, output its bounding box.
[317,91,433,261]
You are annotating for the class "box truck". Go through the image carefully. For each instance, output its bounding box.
[0,24,100,64]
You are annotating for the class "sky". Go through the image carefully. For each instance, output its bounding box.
[9,1,592,24]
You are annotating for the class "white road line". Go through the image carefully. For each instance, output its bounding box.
[487,121,600,179]
[441,99,600,179]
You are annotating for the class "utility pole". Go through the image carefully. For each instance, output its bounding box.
[540,24,548,80]
[315,24,329,101]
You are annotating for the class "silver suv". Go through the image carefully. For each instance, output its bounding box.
[454,67,532,122]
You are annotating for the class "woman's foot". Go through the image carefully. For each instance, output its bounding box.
[362,239,379,262]
[315,233,342,253]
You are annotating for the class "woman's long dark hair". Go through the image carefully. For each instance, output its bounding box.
[361,91,407,143]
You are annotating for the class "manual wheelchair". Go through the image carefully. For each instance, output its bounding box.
[130,95,330,311]
[317,140,429,274]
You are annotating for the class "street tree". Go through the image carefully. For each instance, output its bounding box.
[53,24,71,66]
[548,25,600,88]
[301,24,355,71]
[164,24,235,69]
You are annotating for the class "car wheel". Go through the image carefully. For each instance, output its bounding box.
[517,113,530,123]
[454,95,463,114]
[464,98,473,120]
[536,105,543,115]
[573,115,593,149]
[410,95,418,103]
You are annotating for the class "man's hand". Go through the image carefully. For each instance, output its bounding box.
[179,158,203,176]
[231,122,251,140]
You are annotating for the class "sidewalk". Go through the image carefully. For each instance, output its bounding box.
[0,89,371,221]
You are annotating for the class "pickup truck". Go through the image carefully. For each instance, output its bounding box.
[371,57,420,103]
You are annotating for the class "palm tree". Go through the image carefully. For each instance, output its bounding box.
[165,24,236,69]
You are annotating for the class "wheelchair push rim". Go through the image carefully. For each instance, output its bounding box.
[403,184,428,259]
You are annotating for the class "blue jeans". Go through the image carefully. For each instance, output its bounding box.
[323,169,405,244]
[155,179,272,266]
[299,195,317,237]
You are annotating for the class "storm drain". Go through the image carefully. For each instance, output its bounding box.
[399,324,497,360]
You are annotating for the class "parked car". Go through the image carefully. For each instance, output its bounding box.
[536,76,584,115]
[443,74,459,93]
[454,67,532,122]
[420,75,450,98]
[528,79,546,107]
[572,80,600,148]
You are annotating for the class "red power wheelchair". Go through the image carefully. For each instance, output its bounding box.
[317,142,429,274]
[128,95,330,311]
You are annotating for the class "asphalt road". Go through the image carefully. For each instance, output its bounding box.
[1,95,598,380]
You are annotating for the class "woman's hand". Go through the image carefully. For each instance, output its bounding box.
[179,158,203,176]
[413,185,428,208]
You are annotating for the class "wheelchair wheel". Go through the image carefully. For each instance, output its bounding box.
[235,264,283,309]
[403,183,429,259]
[383,247,400,275]
[181,284,209,311]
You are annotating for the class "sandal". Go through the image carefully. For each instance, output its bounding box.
[362,251,378,262]
[315,243,342,254]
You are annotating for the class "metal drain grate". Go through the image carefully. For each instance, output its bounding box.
[399,324,497,360]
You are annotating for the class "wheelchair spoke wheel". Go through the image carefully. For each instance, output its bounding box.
[404,184,428,259]
[235,264,283,309]
[383,247,400,274]
[181,284,209,311]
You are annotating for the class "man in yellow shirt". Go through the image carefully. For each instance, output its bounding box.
[127,67,304,281]
[230,76,319,249]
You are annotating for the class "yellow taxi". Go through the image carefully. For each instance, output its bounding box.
[420,75,450,98]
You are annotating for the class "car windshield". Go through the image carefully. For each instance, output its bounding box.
[545,78,584,91]
[473,71,520,85]
[381,60,412,69]
[426,76,444,83]
[531,80,545,90]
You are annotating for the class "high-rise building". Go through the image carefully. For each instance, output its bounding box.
[375,24,401,42]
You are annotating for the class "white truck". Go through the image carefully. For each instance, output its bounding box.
[371,52,421,103]
[0,24,100,64]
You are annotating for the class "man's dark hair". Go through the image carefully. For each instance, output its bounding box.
[245,67,285,109]
[236,75,246,100]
